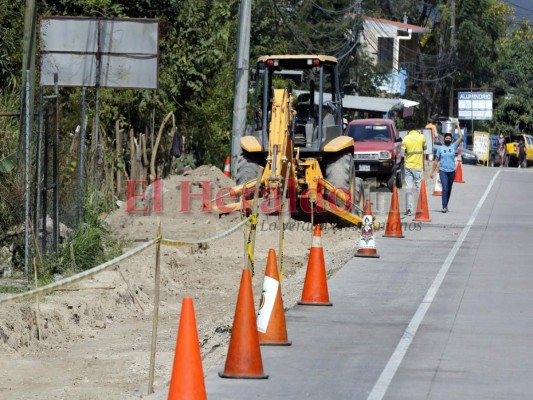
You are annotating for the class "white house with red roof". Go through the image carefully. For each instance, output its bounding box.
[361,16,431,73]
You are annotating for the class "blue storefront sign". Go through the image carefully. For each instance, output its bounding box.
[458,92,493,120]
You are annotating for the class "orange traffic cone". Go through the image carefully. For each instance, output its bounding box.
[298,225,333,306]
[383,186,404,238]
[433,168,442,196]
[414,180,431,222]
[168,297,207,400]
[355,199,380,258]
[219,269,268,379]
[257,249,291,346]
[223,156,231,178]
[454,149,465,183]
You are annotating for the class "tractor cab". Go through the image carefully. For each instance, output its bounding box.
[250,55,344,156]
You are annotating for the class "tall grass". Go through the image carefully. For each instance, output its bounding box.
[0,89,23,233]
[37,189,126,283]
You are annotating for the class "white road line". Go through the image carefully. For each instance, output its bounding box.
[367,170,501,400]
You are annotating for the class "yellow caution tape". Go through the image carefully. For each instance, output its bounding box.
[161,216,251,247]
[278,200,286,282]
[0,238,157,305]
[0,217,252,305]
[246,213,258,277]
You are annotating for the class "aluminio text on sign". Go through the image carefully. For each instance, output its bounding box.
[40,17,159,89]
[458,92,493,120]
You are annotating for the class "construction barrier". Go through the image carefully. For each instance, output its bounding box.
[168,297,207,399]
[257,249,291,346]
[223,156,231,177]
[414,180,432,222]
[161,216,251,247]
[383,186,404,238]
[219,268,268,379]
[433,169,442,196]
[355,200,380,258]
[298,225,333,305]
[455,149,465,183]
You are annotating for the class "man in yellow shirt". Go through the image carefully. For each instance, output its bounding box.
[401,123,426,216]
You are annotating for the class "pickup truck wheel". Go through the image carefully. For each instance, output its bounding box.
[324,152,356,225]
[235,151,262,186]
[386,172,396,192]
[489,154,495,167]
[396,163,404,189]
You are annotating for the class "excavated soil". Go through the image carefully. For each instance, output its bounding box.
[0,165,364,399]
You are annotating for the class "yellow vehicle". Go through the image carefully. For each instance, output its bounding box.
[220,55,365,226]
[505,133,533,167]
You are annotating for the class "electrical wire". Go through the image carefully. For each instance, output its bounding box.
[268,0,455,83]
[309,1,357,15]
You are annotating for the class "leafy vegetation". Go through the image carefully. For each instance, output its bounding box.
[0,285,28,294]
[36,191,127,284]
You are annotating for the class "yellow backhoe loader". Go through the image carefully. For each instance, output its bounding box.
[217,55,366,227]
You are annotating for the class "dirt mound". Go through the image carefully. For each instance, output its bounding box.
[0,164,360,399]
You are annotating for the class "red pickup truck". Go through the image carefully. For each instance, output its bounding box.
[344,118,404,191]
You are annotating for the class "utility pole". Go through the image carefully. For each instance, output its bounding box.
[449,0,456,116]
[450,0,456,54]
[231,0,252,177]
[18,0,37,170]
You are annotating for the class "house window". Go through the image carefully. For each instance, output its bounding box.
[378,37,394,70]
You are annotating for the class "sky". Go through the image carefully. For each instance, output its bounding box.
[505,0,533,26]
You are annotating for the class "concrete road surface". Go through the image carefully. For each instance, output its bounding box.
[205,165,533,399]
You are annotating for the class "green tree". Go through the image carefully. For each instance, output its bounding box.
[0,1,25,90]
[492,21,533,133]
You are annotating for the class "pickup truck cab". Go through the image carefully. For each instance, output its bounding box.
[344,118,404,191]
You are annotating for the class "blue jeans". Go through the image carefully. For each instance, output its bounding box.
[439,171,455,208]
[404,168,423,211]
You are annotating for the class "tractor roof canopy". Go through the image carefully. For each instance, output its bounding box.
[257,55,338,69]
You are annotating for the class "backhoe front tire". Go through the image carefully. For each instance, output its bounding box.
[324,152,357,226]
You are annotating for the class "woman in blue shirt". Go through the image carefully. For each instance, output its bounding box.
[430,128,463,213]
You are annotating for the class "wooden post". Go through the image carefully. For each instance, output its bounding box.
[148,219,162,395]
[129,128,135,182]
[278,164,290,281]
[115,121,123,199]
[141,133,148,180]
[33,258,41,341]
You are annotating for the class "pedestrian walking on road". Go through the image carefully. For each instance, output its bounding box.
[402,123,426,216]
[518,139,526,168]
[430,126,463,213]
[498,134,507,167]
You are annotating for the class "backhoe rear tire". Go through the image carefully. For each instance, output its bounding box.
[235,151,262,186]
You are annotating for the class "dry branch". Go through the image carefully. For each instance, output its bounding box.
[150,111,174,181]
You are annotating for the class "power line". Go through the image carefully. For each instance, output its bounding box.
[507,0,533,15]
